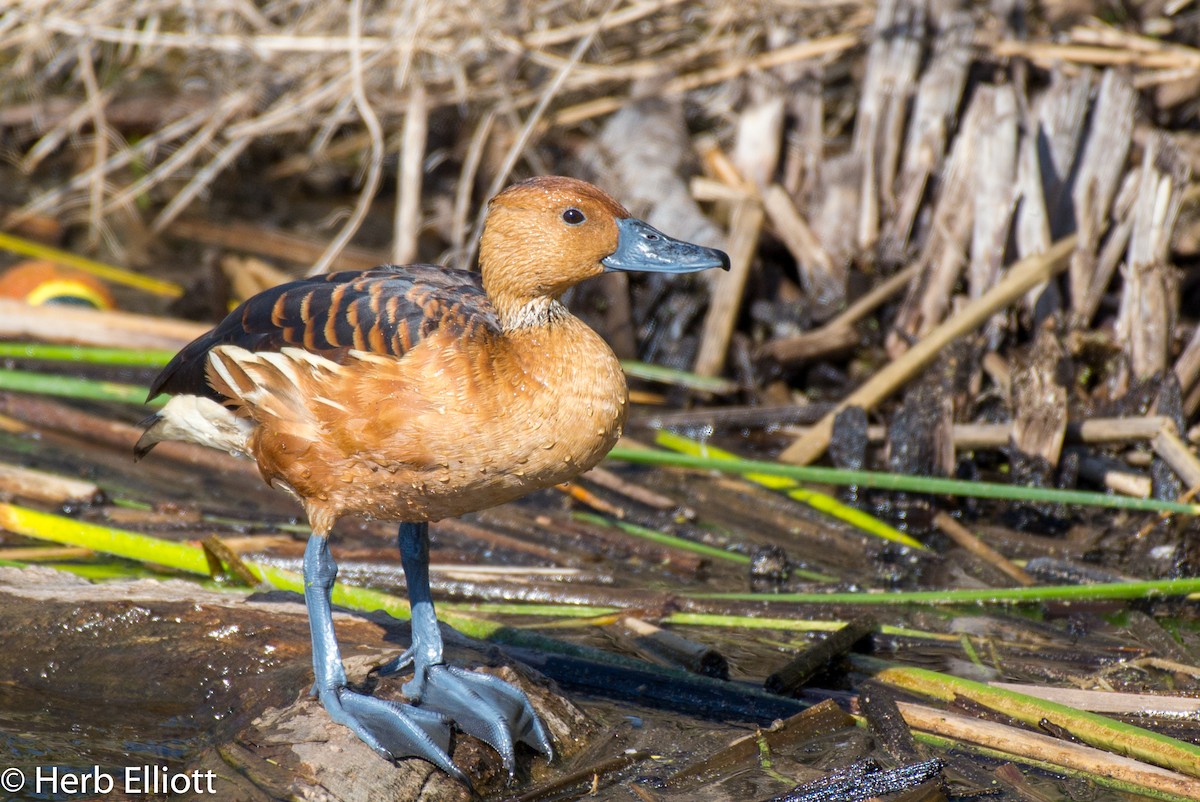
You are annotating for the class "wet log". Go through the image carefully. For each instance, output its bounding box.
[0,566,589,801]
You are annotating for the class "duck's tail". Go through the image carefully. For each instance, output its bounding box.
[134,394,254,460]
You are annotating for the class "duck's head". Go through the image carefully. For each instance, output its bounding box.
[480,176,729,327]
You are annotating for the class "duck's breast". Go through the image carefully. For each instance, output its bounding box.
[254,314,626,522]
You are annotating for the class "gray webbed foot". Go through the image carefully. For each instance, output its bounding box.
[318,684,467,785]
[403,662,554,775]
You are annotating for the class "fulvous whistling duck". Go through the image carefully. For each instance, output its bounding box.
[137,176,729,783]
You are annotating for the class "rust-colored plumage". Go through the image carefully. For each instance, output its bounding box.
[138,175,728,783]
[143,178,642,533]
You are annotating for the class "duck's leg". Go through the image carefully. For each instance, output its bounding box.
[303,532,467,783]
[376,522,553,775]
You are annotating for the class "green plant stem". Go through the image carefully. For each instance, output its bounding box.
[0,502,497,635]
[877,664,1200,778]
[0,367,164,406]
[912,731,1200,802]
[690,578,1200,605]
[606,446,1200,516]
[0,342,176,367]
[653,430,926,551]
[619,360,737,394]
[571,511,753,565]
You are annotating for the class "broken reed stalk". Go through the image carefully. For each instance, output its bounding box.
[653,430,926,550]
[779,235,1077,465]
[986,683,1200,717]
[665,700,854,788]
[903,704,1200,802]
[764,615,878,695]
[931,512,1034,586]
[1152,427,1200,489]
[167,218,390,272]
[0,230,183,297]
[507,750,652,802]
[0,462,102,506]
[694,186,764,376]
[876,664,1200,779]
[0,299,205,350]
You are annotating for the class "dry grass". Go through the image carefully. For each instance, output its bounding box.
[0,0,865,257]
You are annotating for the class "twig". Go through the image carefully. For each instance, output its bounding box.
[932,512,1034,586]
[759,325,859,366]
[780,235,1076,465]
[75,39,109,251]
[829,262,922,331]
[503,750,652,802]
[393,81,428,265]
[878,664,1200,779]
[765,616,878,695]
[151,137,252,233]
[987,683,1200,717]
[580,465,682,512]
[551,34,859,128]
[308,0,385,276]
[449,110,495,270]
[8,104,215,229]
[467,1,616,269]
[666,701,853,788]
[693,145,764,377]
[522,0,690,47]
[105,91,252,218]
[1072,449,1152,498]
[613,616,729,678]
[0,462,103,506]
[0,299,205,350]
[898,701,1200,801]
[1152,426,1200,489]
[772,418,1175,451]
[167,218,389,272]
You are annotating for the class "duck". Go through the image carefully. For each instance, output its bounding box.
[136,175,729,784]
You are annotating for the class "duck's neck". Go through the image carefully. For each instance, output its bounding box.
[493,294,569,333]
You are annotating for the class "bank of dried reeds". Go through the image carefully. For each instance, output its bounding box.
[2,0,1200,491]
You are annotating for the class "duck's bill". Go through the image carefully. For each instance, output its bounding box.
[602,217,731,274]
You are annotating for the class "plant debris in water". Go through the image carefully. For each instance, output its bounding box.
[1,0,1200,800]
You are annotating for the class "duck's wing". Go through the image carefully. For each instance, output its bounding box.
[148,265,499,401]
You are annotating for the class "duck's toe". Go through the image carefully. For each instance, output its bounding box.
[406,664,554,775]
[319,685,467,786]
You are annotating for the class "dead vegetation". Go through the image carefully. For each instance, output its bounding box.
[4,0,1200,800]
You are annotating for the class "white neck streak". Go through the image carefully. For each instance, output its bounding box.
[502,297,568,331]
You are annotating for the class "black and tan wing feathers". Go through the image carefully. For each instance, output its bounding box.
[147,265,501,402]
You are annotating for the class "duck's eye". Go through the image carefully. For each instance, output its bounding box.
[561,208,586,226]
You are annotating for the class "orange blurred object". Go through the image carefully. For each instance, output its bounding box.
[0,260,116,310]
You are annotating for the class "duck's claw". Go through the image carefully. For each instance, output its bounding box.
[405,664,554,776]
[318,685,468,786]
